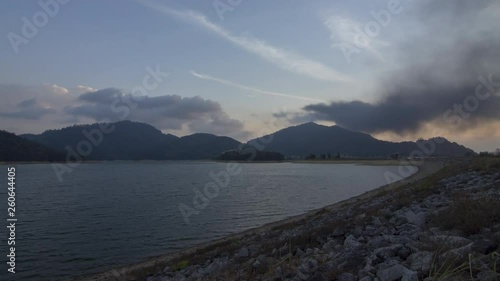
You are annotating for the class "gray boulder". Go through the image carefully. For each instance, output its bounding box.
[377,263,418,281]
[404,210,427,228]
[344,235,362,248]
[374,244,404,260]
[407,251,433,273]
[337,272,357,281]
[236,247,249,258]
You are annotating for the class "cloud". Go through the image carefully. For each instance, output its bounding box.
[0,84,249,138]
[300,0,500,136]
[44,83,70,95]
[17,98,37,108]
[191,71,325,102]
[0,84,73,119]
[323,14,389,63]
[137,0,351,82]
[65,88,249,138]
[272,111,318,125]
[70,85,98,97]
[8,98,57,119]
[0,84,77,133]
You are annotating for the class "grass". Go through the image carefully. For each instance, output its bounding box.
[430,255,470,281]
[432,195,500,236]
[423,233,500,281]
[171,260,189,271]
[125,260,165,281]
[469,156,500,173]
[125,238,239,279]
[429,251,500,281]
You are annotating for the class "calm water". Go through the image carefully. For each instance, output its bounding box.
[0,162,416,280]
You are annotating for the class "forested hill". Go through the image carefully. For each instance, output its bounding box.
[22,121,241,161]
[0,130,65,162]
[247,122,475,158]
[3,121,476,162]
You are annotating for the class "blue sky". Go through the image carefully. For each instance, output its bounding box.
[1,0,499,151]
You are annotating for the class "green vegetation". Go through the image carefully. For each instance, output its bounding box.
[217,150,285,161]
[304,152,342,160]
[246,122,475,158]
[433,195,500,236]
[0,130,65,162]
[429,251,500,281]
[11,121,479,162]
[171,260,189,271]
[23,120,241,161]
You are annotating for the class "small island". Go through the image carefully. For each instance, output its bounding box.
[217,150,285,162]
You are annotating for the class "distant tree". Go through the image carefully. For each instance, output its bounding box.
[0,130,65,162]
[495,148,500,156]
[336,152,341,159]
[327,153,331,159]
[389,153,400,159]
[218,150,284,161]
[305,153,316,160]
[479,151,492,157]
[321,154,326,160]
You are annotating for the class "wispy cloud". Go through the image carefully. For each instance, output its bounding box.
[324,14,389,63]
[191,71,325,103]
[137,0,351,83]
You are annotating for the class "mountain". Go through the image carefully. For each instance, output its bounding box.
[417,137,475,157]
[247,122,475,158]
[0,130,65,162]
[23,121,178,160]
[14,121,475,161]
[22,121,240,160]
[163,133,241,160]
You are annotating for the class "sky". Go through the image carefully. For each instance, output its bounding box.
[1,0,499,152]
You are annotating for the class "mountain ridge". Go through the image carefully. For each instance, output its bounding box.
[247,122,475,158]
[7,120,477,161]
[0,130,65,162]
[21,120,241,161]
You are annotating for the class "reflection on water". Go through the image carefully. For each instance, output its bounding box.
[0,162,416,280]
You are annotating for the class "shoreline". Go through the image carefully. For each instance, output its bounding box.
[1,159,413,165]
[74,160,444,281]
[289,159,404,166]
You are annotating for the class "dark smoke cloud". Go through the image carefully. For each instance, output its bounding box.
[303,0,500,134]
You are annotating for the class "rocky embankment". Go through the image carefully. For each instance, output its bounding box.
[80,158,500,281]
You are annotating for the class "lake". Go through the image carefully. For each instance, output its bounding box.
[0,162,416,280]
